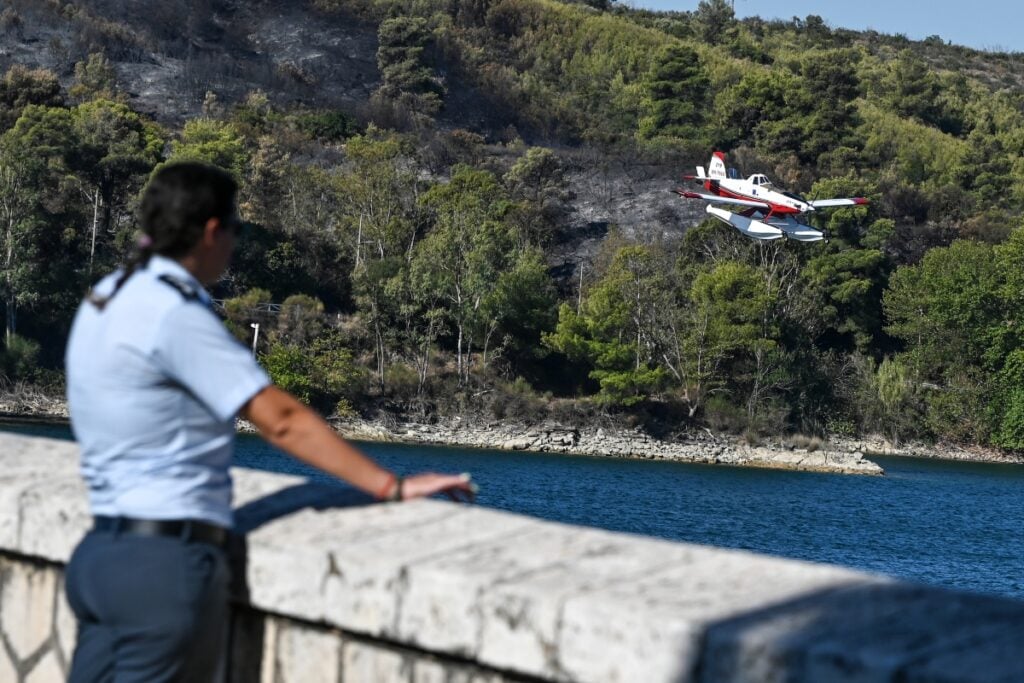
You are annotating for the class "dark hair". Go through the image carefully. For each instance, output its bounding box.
[89,162,238,310]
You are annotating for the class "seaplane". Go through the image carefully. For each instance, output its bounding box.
[675,152,869,242]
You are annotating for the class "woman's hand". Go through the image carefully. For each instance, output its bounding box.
[400,472,477,502]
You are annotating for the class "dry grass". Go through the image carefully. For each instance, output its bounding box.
[784,433,823,452]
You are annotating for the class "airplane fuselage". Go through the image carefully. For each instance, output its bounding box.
[703,177,812,217]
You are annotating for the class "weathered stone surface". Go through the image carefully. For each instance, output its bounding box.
[411,660,451,683]
[53,584,76,672]
[18,476,90,563]
[0,435,77,551]
[557,553,878,683]
[342,641,409,683]
[25,649,64,683]
[275,619,343,683]
[0,646,16,683]
[247,500,533,637]
[0,556,58,659]
[477,533,700,677]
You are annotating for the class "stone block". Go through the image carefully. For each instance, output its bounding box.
[397,517,621,658]
[1,558,58,660]
[247,501,530,638]
[557,551,870,682]
[477,533,701,678]
[25,649,64,683]
[275,503,529,639]
[274,620,343,683]
[53,579,77,671]
[410,660,450,683]
[18,476,90,563]
[0,645,16,683]
[412,660,501,683]
[0,435,81,555]
[342,641,410,683]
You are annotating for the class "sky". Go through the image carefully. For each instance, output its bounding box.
[633,1,1024,53]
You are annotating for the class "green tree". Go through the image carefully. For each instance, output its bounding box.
[480,248,557,367]
[167,118,248,178]
[71,99,163,272]
[375,17,444,122]
[884,240,1003,373]
[222,288,274,349]
[277,294,324,346]
[503,147,570,246]
[875,50,944,127]
[545,246,667,406]
[0,105,86,343]
[0,66,63,132]
[694,0,736,45]
[414,166,516,385]
[262,331,364,416]
[70,53,118,102]
[335,129,419,389]
[690,260,778,424]
[875,356,914,444]
[637,44,710,143]
[992,351,1024,450]
[801,247,886,353]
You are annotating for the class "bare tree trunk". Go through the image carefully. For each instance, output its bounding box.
[576,264,584,314]
[372,300,385,392]
[90,189,100,273]
[354,214,363,268]
[456,320,464,385]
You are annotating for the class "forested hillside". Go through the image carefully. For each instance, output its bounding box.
[2,0,1024,448]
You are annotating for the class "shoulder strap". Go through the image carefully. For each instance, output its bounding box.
[157,274,202,303]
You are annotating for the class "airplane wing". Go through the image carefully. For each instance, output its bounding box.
[809,198,869,209]
[675,190,770,210]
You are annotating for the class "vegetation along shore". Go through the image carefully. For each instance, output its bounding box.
[2,1,1024,462]
[5,390,1023,475]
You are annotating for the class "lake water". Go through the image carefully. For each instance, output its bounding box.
[6,421,1023,599]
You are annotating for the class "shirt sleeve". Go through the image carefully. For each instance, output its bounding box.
[152,303,271,422]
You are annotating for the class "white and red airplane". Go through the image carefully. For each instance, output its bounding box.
[675,152,869,242]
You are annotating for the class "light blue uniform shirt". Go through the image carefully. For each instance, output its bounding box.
[65,255,271,528]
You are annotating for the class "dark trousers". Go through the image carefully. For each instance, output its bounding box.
[65,529,230,683]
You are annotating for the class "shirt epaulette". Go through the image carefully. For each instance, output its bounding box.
[157,274,201,302]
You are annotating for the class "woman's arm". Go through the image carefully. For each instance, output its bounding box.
[241,386,473,501]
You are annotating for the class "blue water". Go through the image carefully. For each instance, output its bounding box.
[6,422,1023,599]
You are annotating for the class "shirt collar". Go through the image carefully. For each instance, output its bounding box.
[146,255,213,305]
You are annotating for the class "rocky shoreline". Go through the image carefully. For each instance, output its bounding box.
[4,391,1023,474]
[330,417,886,475]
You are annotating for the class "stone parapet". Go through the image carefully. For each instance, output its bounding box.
[1,432,1021,682]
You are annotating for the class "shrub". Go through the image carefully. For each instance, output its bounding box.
[490,376,547,422]
[294,109,361,142]
[0,334,40,385]
[703,395,746,434]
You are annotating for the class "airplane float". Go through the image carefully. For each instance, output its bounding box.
[675,152,869,242]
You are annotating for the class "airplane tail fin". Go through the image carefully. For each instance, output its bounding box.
[707,152,727,180]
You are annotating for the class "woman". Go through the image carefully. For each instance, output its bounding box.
[64,162,473,682]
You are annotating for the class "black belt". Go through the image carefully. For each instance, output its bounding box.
[93,516,229,548]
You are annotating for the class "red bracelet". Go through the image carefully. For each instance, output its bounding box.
[375,472,397,501]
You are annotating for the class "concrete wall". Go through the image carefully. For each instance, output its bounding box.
[1,432,1022,683]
